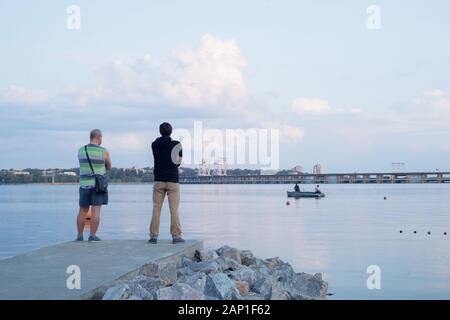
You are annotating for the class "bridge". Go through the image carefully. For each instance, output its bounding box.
[179,172,450,184]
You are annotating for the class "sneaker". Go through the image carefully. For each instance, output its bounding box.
[88,235,101,242]
[148,237,157,244]
[75,235,84,241]
[172,237,185,244]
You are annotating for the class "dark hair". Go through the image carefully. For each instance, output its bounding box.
[159,122,172,136]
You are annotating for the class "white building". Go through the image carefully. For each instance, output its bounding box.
[292,165,304,173]
[62,172,77,177]
[13,171,30,176]
[313,164,323,174]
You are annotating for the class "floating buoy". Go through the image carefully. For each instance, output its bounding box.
[444,232,447,236]
[413,231,417,234]
[427,231,431,235]
[286,201,290,206]
[399,230,403,233]
[384,197,387,200]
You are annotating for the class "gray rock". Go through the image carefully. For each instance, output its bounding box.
[234,280,250,295]
[240,293,265,300]
[177,266,195,278]
[190,260,221,274]
[199,249,219,261]
[249,264,270,282]
[181,256,194,268]
[179,272,208,292]
[128,275,161,292]
[269,262,295,284]
[251,278,273,299]
[204,273,240,300]
[138,262,177,287]
[264,257,284,271]
[102,283,132,300]
[128,282,156,300]
[228,266,257,286]
[240,250,259,266]
[270,281,290,300]
[216,246,242,264]
[157,283,205,300]
[287,272,328,299]
[216,256,241,271]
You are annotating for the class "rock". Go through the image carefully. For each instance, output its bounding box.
[251,278,273,299]
[181,256,194,268]
[288,272,328,299]
[264,257,284,271]
[102,283,132,300]
[269,262,295,284]
[190,260,221,274]
[199,249,219,261]
[234,280,250,295]
[270,282,290,300]
[157,286,175,300]
[128,275,161,296]
[127,282,155,300]
[249,264,270,283]
[240,293,265,300]
[228,266,257,286]
[216,246,242,264]
[138,262,177,287]
[177,267,195,278]
[240,250,258,266]
[216,256,241,272]
[179,272,208,292]
[204,273,240,300]
[157,283,205,300]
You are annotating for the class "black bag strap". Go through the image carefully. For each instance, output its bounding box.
[84,145,96,176]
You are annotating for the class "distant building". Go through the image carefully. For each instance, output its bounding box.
[42,170,56,177]
[292,165,304,173]
[62,172,77,177]
[13,171,30,176]
[260,169,277,175]
[313,164,323,174]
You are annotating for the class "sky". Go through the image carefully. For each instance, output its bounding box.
[0,0,449,172]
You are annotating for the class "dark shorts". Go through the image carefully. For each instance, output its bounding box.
[79,187,108,208]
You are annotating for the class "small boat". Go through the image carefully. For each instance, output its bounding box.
[287,191,325,198]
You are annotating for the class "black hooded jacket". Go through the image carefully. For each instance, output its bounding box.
[151,136,182,183]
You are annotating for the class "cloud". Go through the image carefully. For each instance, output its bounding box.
[66,34,249,113]
[0,85,48,107]
[291,97,329,114]
[162,34,248,108]
[280,125,304,142]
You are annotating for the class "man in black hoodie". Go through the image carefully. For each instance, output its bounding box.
[149,122,185,244]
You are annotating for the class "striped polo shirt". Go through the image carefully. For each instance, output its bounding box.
[78,144,106,188]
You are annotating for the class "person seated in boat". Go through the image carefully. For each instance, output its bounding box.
[294,184,300,192]
[314,185,321,193]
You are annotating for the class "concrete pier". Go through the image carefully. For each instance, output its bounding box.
[0,240,203,300]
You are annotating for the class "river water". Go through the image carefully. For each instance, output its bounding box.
[0,183,449,299]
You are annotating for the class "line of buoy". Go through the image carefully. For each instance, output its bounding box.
[399,230,447,235]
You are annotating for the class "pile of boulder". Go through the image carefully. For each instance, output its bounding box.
[95,245,328,300]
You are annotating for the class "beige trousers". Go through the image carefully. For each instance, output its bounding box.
[150,181,182,238]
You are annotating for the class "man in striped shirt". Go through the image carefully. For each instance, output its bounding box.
[76,129,111,242]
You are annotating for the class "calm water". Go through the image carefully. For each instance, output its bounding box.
[1,183,450,299]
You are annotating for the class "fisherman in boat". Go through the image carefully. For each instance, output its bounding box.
[294,184,300,192]
[314,185,321,193]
